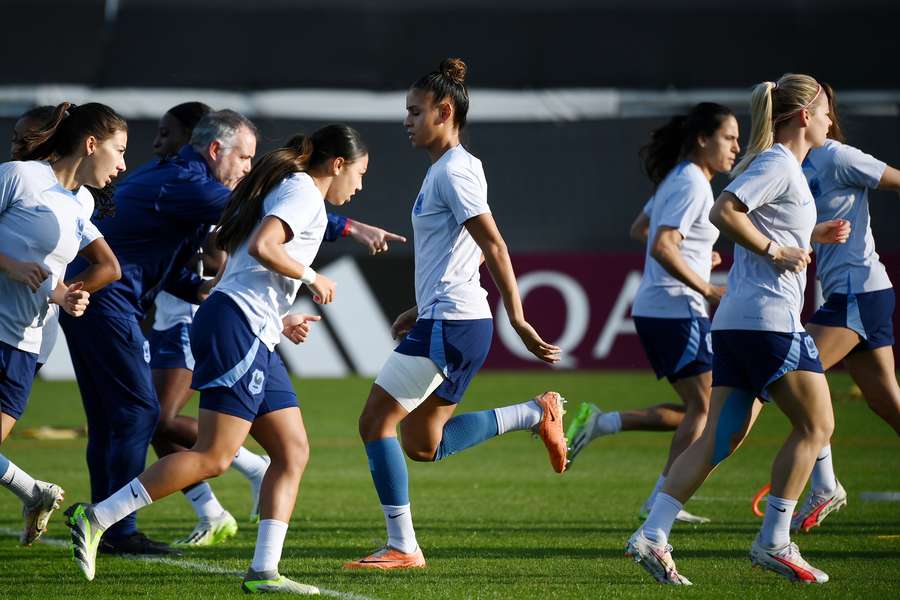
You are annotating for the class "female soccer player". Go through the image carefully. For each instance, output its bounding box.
[1,102,124,545]
[66,124,365,594]
[625,73,850,585]
[789,84,900,532]
[567,103,740,525]
[345,58,563,571]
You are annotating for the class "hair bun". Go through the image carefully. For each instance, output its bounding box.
[440,58,467,85]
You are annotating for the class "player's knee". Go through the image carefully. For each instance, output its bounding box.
[198,450,234,478]
[358,408,389,441]
[403,443,438,462]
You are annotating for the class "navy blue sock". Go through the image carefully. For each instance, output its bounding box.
[434,410,500,461]
[365,438,409,505]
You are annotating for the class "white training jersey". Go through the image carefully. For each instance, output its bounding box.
[412,145,492,320]
[37,303,59,364]
[0,161,101,353]
[215,172,327,351]
[632,161,718,319]
[151,291,198,331]
[713,144,817,333]
[803,139,890,298]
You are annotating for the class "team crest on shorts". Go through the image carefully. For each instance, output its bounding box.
[143,340,151,364]
[249,369,265,395]
[705,332,713,354]
[804,335,819,359]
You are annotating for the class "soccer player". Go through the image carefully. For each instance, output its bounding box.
[566,103,740,525]
[58,109,259,556]
[344,58,563,571]
[1,102,124,545]
[145,104,409,546]
[625,73,850,584]
[791,83,900,532]
[66,124,364,595]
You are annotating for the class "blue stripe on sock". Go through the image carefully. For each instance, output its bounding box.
[434,410,500,461]
[365,438,409,506]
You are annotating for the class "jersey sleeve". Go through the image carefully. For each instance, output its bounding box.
[655,182,707,238]
[0,163,22,214]
[724,153,788,212]
[323,212,349,242]
[79,221,103,250]
[441,165,490,225]
[833,144,887,189]
[642,196,655,216]
[266,179,322,243]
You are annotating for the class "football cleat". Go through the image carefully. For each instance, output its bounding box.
[343,545,427,570]
[625,529,691,585]
[565,402,603,467]
[173,511,238,546]
[792,481,847,533]
[64,503,103,581]
[531,391,568,473]
[21,481,65,546]
[241,568,320,594]
[749,538,829,583]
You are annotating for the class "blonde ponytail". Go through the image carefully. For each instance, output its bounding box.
[731,73,821,177]
[732,82,775,176]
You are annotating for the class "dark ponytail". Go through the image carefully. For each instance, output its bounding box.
[19,102,127,162]
[639,102,734,186]
[217,123,367,254]
[412,57,470,129]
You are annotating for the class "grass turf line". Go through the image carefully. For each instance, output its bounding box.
[0,372,897,599]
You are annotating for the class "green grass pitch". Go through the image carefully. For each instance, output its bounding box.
[0,371,898,598]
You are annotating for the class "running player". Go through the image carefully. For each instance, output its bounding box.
[1,102,125,545]
[66,124,365,594]
[625,73,850,584]
[566,103,739,525]
[344,58,563,571]
[790,83,900,532]
[58,109,258,556]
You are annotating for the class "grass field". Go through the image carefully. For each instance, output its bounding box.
[0,371,898,599]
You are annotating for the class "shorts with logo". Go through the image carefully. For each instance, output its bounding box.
[191,292,297,422]
[712,330,824,400]
[0,341,38,420]
[148,322,195,370]
[808,288,895,353]
[393,318,493,403]
[633,316,713,382]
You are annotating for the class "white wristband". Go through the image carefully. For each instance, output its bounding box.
[300,266,317,286]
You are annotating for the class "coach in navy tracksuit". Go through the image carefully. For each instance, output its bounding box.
[59,110,356,554]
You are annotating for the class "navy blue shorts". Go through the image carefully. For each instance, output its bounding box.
[191,293,297,422]
[633,316,713,382]
[395,318,493,403]
[808,288,895,353]
[0,341,38,420]
[712,330,824,400]
[149,323,195,371]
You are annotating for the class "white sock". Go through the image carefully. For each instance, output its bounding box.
[91,477,153,530]
[810,445,837,495]
[592,411,622,439]
[250,519,288,573]
[0,458,38,505]
[642,492,682,545]
[758,495,797,549]
[493,400,543,435]
[231,447,268,481]
[382,503,417,553]
[643,474,667,509]
[184,482,225,520]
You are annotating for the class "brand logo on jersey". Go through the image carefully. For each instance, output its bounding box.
[76,218,85,240]
[413,192,424,216]
[803,335,819,360]
[143,341,151,364]
[249,369,265,395]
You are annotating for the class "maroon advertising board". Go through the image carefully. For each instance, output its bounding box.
[481,253,900,371]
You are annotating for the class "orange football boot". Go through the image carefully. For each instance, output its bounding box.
[533,391,567,473]
[343,545,427,570]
